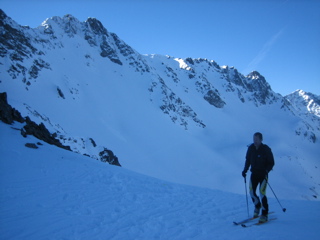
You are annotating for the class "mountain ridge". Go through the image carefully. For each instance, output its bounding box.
[1,9,319,199]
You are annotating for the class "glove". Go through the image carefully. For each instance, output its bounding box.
[265,170,269,179]
[242,171,247,178]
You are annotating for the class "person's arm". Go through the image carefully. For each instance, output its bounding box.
[266,146,275,173]
[242,146,251,176]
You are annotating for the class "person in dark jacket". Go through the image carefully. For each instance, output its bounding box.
[242,132,275,223]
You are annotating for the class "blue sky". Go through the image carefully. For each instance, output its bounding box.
[1,0,319,95]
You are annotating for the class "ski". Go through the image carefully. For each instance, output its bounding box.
[233,216,257,225]
[233,211,274,225]
[241,217,277,228]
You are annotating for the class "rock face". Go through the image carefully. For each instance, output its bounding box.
[99,148,121,167]
[245,71,279,105]
[21,116,71,151]
[0,92,24,124]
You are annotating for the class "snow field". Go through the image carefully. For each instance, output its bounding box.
[1,122,320,240]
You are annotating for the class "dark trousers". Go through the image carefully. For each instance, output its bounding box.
[249,173,269,215]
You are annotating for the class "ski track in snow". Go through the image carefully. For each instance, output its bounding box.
[1,122,320,240]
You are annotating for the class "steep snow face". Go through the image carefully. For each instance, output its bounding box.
[1,10,320,200]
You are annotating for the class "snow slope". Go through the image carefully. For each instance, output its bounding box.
[1,121,320,240]
[1,10,320,202]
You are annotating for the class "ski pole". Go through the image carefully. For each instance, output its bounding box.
[244,176,249,218]
[266,179,286,212]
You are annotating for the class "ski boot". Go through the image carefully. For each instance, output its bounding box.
[259,215,268,223]
[253,207,260,218]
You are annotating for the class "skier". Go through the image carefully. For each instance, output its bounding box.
[242,132,275,223]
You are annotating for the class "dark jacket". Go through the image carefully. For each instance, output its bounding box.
[244,143,274,175]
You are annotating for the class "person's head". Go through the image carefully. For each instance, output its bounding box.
[253,132,263,147]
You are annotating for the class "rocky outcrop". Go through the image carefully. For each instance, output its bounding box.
[0,92,24,124]
[245,71,277,105]
[149,77,206,129]
[99,148,121,166]
[21,116,71,151]
[0,92,121,166]
[204,89,225,108]
[0,92,70,150]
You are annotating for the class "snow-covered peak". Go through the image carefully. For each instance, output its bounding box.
[286,89,320,117]
[42,14,80,26]
[0,9,21,28]
[246,71,271,90]
[39,14,84,36]
[174,57,194,71]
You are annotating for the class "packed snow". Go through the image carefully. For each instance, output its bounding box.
[1,122,320,239]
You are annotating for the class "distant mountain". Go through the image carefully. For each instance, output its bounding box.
[285,90,320,117]
[1,9,319,200]
[285,90,320,142]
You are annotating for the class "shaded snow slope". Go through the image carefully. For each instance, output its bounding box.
[1,122,320,239]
